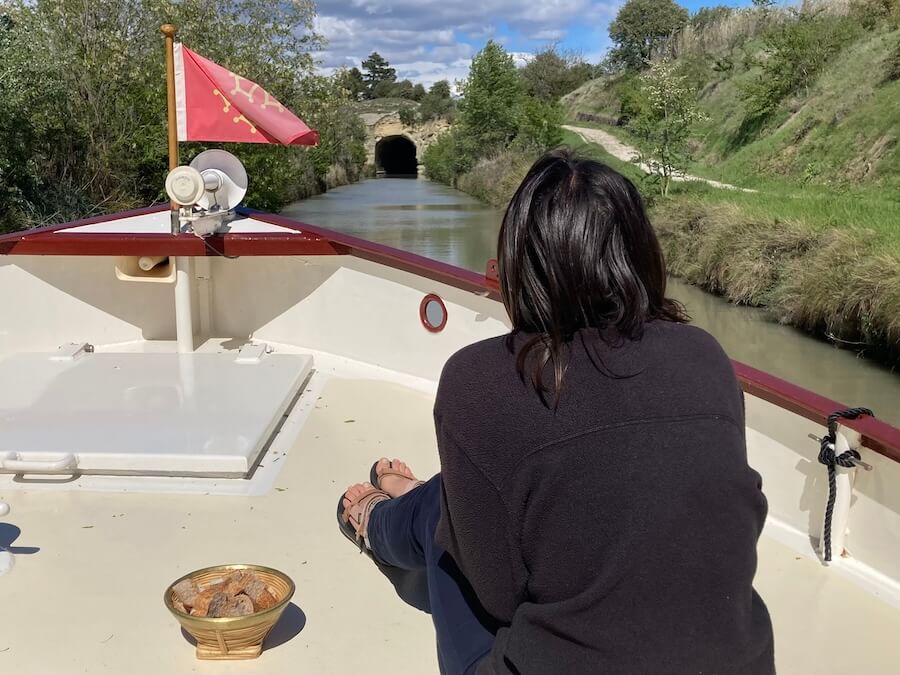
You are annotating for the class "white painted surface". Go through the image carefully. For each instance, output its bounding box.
[745,394,900,594]
[1,247,899,672]
[211,255,510,382]
[0,257,176,352]
[56,212,300,235]
[0,373,898,674]
[173,255,194,353]
[0,351,312,476]
[59,211,172,234]
[0,549,13,576]
[226,218,300,234]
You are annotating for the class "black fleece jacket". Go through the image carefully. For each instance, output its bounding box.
[434,321,775,675]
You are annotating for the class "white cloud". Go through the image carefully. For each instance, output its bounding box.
[530,29,565,41]
[395,59,474,90]
[509,52,534,68]
[313,0,620,84]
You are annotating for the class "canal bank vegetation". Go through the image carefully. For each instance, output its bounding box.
[0,0,368,233]
[554,0,900,363]
[562,128,900,365]
[341,54,457,125]
[423,43,580,202]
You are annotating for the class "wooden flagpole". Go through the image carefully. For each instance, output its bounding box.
[161,24,179,172]
[161,23,194,352]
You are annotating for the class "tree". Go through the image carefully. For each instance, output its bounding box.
[420,92,453,121]
[390,79,416,100]
[430,80,452,99]
[459,41,522,149]
[361,51,396,96]
[337,66,366,101]
[520,47,594,100]
[516,97,564,150]
[628,60,705,196]
[411,83,426,101]
[0,0,369,230]
[609,0,689,70]
[290,73,368,193]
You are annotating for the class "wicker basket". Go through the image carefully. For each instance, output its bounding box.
[164,564,295,660]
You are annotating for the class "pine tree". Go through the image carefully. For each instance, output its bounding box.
[361,52,396,97]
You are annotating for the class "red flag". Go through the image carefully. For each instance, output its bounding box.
[173,43,318,146]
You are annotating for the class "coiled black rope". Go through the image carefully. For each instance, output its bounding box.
[818,407,874,562]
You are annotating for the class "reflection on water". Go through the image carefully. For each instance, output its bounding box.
[282,178,499,274]
[284,178,900,426]
[667,280,900,424]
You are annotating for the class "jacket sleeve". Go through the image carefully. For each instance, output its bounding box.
[433,416,524,623]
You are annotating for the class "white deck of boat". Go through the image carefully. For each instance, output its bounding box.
[2,370,900,673]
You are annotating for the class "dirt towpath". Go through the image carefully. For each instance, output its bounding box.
[563,124,756,193]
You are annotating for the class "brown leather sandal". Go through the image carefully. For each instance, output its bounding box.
[336,486,390,555]
[369,460,425,493]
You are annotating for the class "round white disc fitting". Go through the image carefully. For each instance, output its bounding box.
[165,166,205,206]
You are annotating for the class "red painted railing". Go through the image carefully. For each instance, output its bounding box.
[3,206,898,462]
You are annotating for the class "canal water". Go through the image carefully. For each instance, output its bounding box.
[283,178,900,426]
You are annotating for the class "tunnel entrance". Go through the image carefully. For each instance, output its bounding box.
[375,135,418,176]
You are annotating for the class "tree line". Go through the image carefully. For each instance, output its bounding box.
[0,0,368,232]
[423,43,597,186]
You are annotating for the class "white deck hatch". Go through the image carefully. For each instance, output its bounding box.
[0,350,312,477]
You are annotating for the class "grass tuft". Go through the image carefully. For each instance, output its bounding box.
[653,199,816,306]
[652,198,900,363]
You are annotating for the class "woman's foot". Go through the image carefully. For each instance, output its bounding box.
[374,458,423,498]
[341,482,389,545]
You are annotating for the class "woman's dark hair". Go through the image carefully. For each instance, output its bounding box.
[498,148,687,405]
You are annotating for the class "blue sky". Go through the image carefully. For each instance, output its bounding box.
[314,0,752,87]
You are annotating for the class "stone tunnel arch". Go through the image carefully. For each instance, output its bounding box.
[375,135,418,176]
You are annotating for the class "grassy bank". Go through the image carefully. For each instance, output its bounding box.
[453,129,900,365]
[654,197,900,364]
[453,130,642,208]
[572,130,900,363]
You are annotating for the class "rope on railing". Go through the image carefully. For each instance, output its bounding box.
[817,407,874,562]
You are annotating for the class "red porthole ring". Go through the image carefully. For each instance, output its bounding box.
[420,293,448,333]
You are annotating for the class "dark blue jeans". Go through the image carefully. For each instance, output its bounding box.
[367,475,495,675]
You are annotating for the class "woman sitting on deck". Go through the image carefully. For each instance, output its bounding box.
[338,149,775,674]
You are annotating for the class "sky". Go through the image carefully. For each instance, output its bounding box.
[313,0,750,88]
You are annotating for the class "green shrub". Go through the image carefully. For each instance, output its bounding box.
[459,41,523,151]
[515,97,564,151]
[740,12,862,117]
[885,40,900,81]
[617,74,647,123]
[419,92,453,121]
[456,149,538,207]
[427,41,560,188]
[398,107,418,126]
[422,130,476,186]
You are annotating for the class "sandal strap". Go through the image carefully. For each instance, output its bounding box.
[377,468,425,486]
[342,488,390,536]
